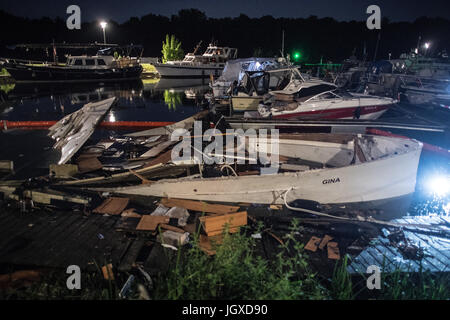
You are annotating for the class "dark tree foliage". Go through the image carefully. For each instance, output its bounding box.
[1,9,449,62]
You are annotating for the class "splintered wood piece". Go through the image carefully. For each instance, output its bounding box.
[304,236,322,252]
[101,264,114,280]
[140,140,176,158]
[160,198,240,215]
[143,149,173,168]
[160,224,186,234]
[199,211,247,236]
[121,209,141,218]
[136,215,170,231]
[327,242,340,260]
[319,235,333,250]
[93,197,130,215]
[199,234,224,256]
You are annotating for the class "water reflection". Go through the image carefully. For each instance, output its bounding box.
[0,79,210,122]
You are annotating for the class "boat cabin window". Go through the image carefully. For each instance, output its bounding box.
[74,59,83,66]
[85,59,95,66]
[97,59,106,66]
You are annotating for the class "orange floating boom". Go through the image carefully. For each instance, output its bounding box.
[1,120,175,130]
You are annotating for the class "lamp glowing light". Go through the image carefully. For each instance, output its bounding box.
[426,175,450,196]
[100,21,107,44]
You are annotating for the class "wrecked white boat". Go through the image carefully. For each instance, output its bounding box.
[95,133,423,220]
[49,97,116,164]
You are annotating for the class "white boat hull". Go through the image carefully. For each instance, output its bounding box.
[104,135,422,219]
[266,96,395,120]
[153,63,223,78]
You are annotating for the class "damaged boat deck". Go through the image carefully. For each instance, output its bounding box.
[348,215,450,274]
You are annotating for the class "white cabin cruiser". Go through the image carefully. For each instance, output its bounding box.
[153,43,238,78]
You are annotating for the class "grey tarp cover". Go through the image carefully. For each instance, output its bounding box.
[217,58,281,83]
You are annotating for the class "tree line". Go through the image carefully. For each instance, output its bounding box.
[1,9,449,63]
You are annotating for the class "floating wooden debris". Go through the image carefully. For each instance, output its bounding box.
[160,224,186,233]
[136,215,170,231]
[319,235,333,250]
[327,242,340,260]
[160,198,240,215]
[93,197,130,215]
[101,263,114,280]
[199,211,247,237]
[304,236,322,252]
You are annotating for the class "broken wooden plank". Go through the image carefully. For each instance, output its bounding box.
[198,211,247,236]
[160,224,186,234]
[161,198,240,215]
[327,242,340,260]
[139,140,176,159]
[199,234,224,256]
[101,263,114,280]
[319,235,333,250]
[136,216,170,231]
[93,197,130,215]
[304,236,321,252]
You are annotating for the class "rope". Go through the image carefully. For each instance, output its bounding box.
[220,164,238,177]
[282,187,447,232]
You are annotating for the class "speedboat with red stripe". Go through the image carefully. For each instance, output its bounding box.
[258,80,396,120]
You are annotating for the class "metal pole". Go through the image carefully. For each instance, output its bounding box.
[103,28,106,44]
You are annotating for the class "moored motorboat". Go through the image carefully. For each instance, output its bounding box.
[2,55,142,83]
[259,90,395,120]
[153,43,238,78]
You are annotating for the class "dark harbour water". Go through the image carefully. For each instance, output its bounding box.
[0,79,449,217]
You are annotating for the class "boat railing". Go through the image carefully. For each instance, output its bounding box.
[0,57,59,66]
[112,57,141,68]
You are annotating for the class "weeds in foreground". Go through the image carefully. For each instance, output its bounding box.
[331,255,353,300]
[152,219,326,300]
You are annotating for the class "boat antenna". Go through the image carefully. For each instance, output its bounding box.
[372,31,381,62]
[193,40,203,55]
[281,29,285,58]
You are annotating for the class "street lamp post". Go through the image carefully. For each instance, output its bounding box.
[100,21,107,44]
[424,42,430,56]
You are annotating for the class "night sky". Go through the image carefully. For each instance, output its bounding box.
[2,0,450,22]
